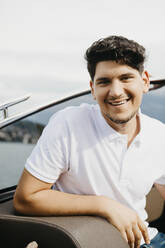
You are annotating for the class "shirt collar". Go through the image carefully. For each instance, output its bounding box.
[95,104,128,142]
[95,104,144,145]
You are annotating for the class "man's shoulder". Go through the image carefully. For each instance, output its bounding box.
[42,104,98,139]
[50,103,98,124]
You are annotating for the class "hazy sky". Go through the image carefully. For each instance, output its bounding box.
[0,0,165,106]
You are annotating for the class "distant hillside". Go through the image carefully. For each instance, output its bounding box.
[0,120,45,144]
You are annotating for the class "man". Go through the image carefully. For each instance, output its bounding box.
[14,36,165,248]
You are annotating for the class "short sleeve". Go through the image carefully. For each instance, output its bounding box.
[25,111,70,183]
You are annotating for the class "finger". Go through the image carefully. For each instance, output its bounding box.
[120,229,128,243]
[126,228,135,248]
[138,219,150,245]
[26,241,38,248]
[132,224,142,248]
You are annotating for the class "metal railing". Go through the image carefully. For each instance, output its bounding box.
[0,95,30,120]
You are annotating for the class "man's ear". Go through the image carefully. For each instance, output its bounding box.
[142,70,150,93]
[90,81,96,100]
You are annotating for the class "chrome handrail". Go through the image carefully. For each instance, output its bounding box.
[0,95,30,119]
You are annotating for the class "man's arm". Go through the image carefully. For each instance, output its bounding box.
[14,169,150,248]
[154,183,165,200]
[14,168,103,216]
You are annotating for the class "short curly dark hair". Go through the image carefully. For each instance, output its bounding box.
[84,35,146,81]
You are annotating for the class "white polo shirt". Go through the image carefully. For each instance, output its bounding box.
[25,103,165,243]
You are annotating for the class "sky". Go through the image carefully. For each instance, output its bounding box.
[0,0,165,107]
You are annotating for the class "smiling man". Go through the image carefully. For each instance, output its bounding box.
[14,36,165,248]
[90,60,149,147]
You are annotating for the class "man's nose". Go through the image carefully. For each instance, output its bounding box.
[108,80,124,98]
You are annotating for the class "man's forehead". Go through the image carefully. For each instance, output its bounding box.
[94,61,138,80]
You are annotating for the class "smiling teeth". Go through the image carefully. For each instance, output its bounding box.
[109,99,129,106]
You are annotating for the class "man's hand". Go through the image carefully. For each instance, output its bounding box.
[99,197,150,248]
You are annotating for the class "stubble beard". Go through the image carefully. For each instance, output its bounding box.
[104,109,138,124]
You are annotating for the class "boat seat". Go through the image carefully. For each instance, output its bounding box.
[0,186,165,248]
[0,200,129,248]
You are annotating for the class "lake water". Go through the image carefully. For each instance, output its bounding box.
[0,142,34,189]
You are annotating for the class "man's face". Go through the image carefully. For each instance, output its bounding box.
[90,61,150,126]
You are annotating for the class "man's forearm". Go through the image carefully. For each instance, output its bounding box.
[14,189,104,217]
[14,169,106,217]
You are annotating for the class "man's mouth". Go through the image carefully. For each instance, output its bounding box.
[105,97,131,106]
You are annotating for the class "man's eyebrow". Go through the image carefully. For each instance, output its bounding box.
[95,77,110,82]
[95,73,135,83]
[119,73,135,77]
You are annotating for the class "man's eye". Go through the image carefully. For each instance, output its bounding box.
[121,76,133,81]
[97,81,109,85]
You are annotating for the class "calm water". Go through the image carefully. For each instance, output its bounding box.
[0,142,34,189]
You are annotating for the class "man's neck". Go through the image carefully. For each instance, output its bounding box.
[108,115,140,148]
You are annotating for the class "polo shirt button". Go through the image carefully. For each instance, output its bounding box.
[118,139,124,144]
